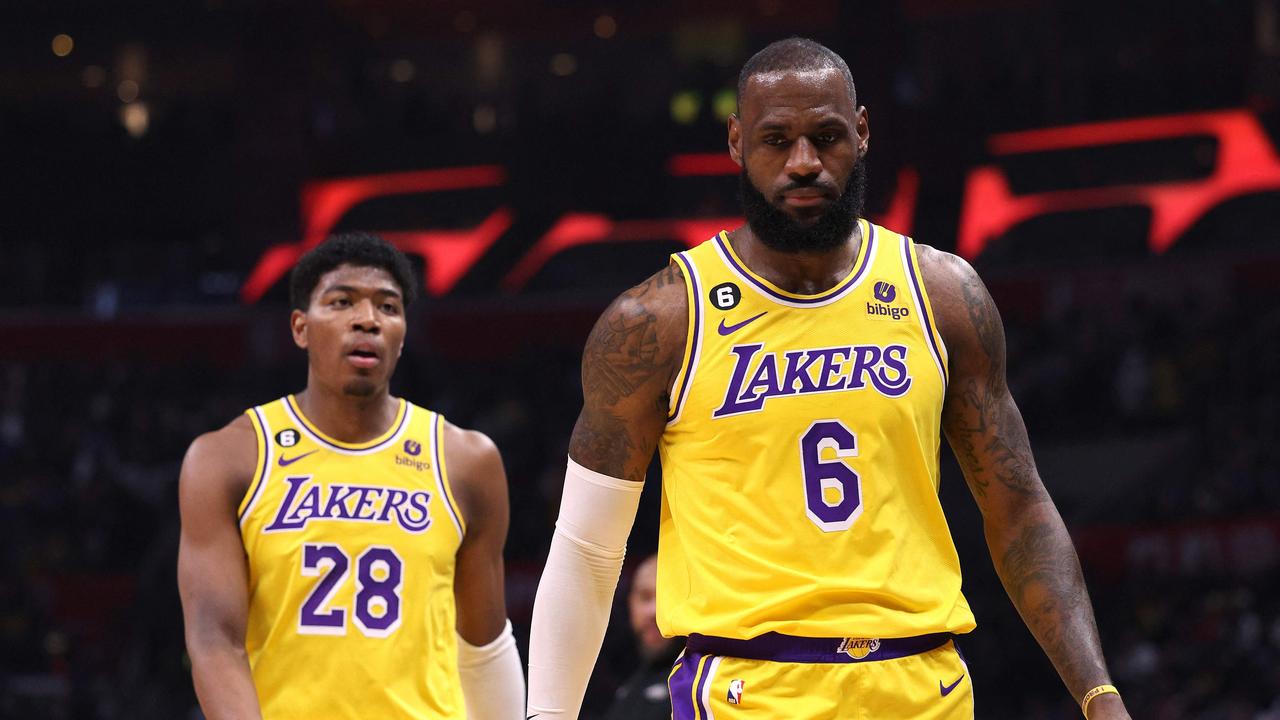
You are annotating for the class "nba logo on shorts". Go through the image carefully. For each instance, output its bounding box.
[727,679,745,705]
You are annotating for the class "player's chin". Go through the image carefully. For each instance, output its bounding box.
[342,378,379,397]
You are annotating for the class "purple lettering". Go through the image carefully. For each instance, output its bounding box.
[378,488,409,523]
[743,353,781,400]
[321,484,359,520]
[396,491,432,533]
[291,485,323,524]
[814,349,849,392]
[713,343,767,417]
[265,475,313,531]
[352,486,380,521]
[781,350,821,394]
[844,345,883,390]
[871,345,912,397]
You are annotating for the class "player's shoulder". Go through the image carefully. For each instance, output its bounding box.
[605,260,688,326]
[912,242,996,342]
[181,413,258,491]
[438,418,507,529]
[440,418,502,475]
[913,243,980,295]
[588,260,690,366]
[179,413,259,514]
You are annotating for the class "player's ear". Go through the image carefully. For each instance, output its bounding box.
[290,309,308,350]
[855,106,870,157]
[728,113,743,167]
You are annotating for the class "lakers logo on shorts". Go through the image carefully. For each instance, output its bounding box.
[836,637,881,660]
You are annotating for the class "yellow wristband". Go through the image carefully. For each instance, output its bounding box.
[1081,684,1120,718]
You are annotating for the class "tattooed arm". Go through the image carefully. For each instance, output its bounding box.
[919,246,1130,720]
[527,262,688,718]
[569,261,689,479]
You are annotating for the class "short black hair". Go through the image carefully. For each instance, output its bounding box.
[737,37,857,109]
[289,232,418,310]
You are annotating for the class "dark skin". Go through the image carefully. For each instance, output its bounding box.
[568,68,1130,719]
[177,263,510,720]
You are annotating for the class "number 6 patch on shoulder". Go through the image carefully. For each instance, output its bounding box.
[709,282,741,310]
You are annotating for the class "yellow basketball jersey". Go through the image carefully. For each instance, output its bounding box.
[238,395,468,719]
[657,219,977,641]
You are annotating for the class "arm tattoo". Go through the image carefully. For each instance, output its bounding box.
[999,519,1109,699]
[942,268,1044,501]
[926,248,1117,706]
[569,263,684,480]
[581,304,659,406]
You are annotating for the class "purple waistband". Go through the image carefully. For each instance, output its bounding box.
[685,631,953,664]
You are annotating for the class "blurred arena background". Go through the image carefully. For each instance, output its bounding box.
[3,0,1279,717]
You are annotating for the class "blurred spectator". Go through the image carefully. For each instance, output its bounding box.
[602,554,682,720]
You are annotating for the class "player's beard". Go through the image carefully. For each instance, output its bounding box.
[343,378,378,397]
[739,155,867,254]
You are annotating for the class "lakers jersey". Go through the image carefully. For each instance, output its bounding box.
[656,219,977,641]
[238,395,467,719]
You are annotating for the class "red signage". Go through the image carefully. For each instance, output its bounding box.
[241,109,1280,303]
[957,109,1280,258]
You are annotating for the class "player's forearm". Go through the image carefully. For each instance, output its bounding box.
[985,501,1113,702]
[527,530,625,718]
[188,640,263,720]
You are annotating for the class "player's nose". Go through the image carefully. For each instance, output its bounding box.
[784,136,822,180]
[350,299,381,332]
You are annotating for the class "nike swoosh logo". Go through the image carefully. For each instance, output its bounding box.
[940,674,965,697]
[277,450,318,467]
[717,311,768,336]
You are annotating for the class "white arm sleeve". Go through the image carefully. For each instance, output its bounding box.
[526,457,644,719]
[458,619,525,720]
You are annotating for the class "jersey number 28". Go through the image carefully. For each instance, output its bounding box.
[298,543,403,637]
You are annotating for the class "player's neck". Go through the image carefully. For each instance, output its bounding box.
[729,222,863,295]
[294,381,399,444]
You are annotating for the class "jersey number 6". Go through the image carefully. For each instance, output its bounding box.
[800,420,863,532]
[298,543,404,638]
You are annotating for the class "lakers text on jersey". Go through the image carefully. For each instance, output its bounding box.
[238,396,467,719]
[657,219,977,641]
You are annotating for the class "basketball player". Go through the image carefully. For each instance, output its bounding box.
[527,39,1131,719]
[178,234,524,719]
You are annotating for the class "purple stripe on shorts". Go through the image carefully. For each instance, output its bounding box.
[902,237,948,386]
[669,650,704,720]
[694,655,714,717]
[668,252,701,422]
[715,222,875,305]
[686,632,952,664]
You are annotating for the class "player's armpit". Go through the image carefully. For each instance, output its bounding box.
[569,261,688,481]
[177,416,264,720]
[442,422,512,646]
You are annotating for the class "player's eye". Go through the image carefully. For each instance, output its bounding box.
[381,302,400,314]
[763,135,788,147]
[815,132,839,145]
[330,297,351,308]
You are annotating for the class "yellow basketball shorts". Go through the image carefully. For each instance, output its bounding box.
[668,632,973,719]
